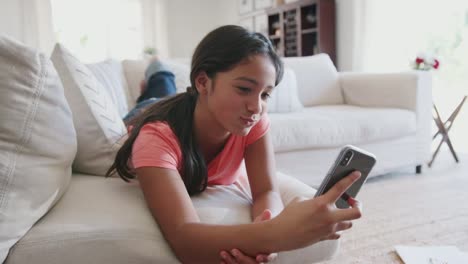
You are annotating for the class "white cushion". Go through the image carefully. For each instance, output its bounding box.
[121,59,191,109]
[269,105,417,152]
[6,173,337,264]
[283,54,343,106]
[87,59,130,118]
[165,59,191,94]
[267,68,304,113]
[0,36,76,262]
[51,44,126,176]
[121,59,146,109]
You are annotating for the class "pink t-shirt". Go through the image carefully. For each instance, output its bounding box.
[131,115,270,185]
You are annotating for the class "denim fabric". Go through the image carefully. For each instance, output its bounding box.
[145,60,170,82]
[123,98,160,123]
[136,71,176,103]
[123,64,177,123]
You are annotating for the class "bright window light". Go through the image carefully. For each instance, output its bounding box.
[50,0,143,63]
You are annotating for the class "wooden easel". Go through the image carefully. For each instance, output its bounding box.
[428,95,467,167]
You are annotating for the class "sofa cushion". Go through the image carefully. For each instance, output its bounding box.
[122,59,191,109]
[267,68,304,113]
[283,54,343,106]
[165,59,191,94]
[51,44,127,176]
[269,105,417,152]
[5,173,338,264]
[87,59,131,118]
[0,36,76,262]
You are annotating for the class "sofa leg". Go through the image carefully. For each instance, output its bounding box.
[416,165,422,174]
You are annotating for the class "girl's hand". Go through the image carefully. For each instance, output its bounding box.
[272,171,363,251]
[219,210,277,264]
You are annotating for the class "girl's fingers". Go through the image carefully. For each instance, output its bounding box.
[323,171,361,203]
[333,204,362,222]
[254,209,272,223]
[256,254,269,262]
[260,209,272,221]
[231,248,257,264]
[220,250,237,264]
[335,221,353,232]
[347,196,363,211]
[256,253,278,263]
[323,233,341,241]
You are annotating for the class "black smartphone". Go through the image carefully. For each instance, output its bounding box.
[314,145,376,208]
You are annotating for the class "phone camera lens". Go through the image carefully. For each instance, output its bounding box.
[340,150,354,166]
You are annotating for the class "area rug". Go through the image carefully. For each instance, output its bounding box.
[321,151,468,264]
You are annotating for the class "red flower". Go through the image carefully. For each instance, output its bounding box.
[415,57,424,64]
[433,59,440,69]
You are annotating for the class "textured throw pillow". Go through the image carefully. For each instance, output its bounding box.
[0,36,77,262]
[51,44,127,176]
[268,68,304,113]
[87,59,130,118]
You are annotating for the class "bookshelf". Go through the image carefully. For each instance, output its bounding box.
[267,0,335,63]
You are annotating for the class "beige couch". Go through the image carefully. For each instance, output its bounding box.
[1,38,340,264]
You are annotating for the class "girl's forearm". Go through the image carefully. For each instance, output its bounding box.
[171,221,278,263]
[252,190,284,219]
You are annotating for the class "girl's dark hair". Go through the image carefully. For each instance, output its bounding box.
[106,25,284,195]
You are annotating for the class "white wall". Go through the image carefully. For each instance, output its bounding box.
[165,0,239,58]
[0,0,23,41]
[0,0,55,55]
[1,0,239,58]
[142,0,170,58]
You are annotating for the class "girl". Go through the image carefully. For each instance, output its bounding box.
[107,25,362,264]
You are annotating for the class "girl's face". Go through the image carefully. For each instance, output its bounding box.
[197,54,276,136]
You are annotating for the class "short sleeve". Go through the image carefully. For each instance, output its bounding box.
[245,114,271,146]
[131,122,182,171]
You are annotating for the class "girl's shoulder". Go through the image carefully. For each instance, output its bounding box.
[140,121,173,134]
[132,121,182,171]
[133,121,178,145]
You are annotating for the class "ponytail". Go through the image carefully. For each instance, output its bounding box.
[106,89,208,195]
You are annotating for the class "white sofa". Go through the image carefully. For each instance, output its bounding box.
[122,54,433,187]
[274,55,432,186]
[1,36,432,264]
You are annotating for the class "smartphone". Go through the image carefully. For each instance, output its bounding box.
[314,145,376,209]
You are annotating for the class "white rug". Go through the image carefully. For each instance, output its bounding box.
[320,151,468,264]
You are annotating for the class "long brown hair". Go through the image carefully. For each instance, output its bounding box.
[106,25,284,195]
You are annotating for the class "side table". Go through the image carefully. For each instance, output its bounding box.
[428,95,467,167]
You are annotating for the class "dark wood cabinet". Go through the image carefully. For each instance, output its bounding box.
[267,0,335,63]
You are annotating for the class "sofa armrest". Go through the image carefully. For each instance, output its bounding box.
[339,71,431,111]
[339,71,433,133]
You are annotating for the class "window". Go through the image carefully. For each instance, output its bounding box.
[50,0,143,63]
[364,0,468,149]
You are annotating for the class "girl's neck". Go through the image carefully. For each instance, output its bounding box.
[193,102,230,163]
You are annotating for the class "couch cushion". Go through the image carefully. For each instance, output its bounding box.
[51,44,127,176]
[269,105,417,152]
[5,173,337,264]
[122,59,191,109]
[267,68,304,113]
[87,59,131,118]
[0,36,76,262]
[283,54,343,106]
